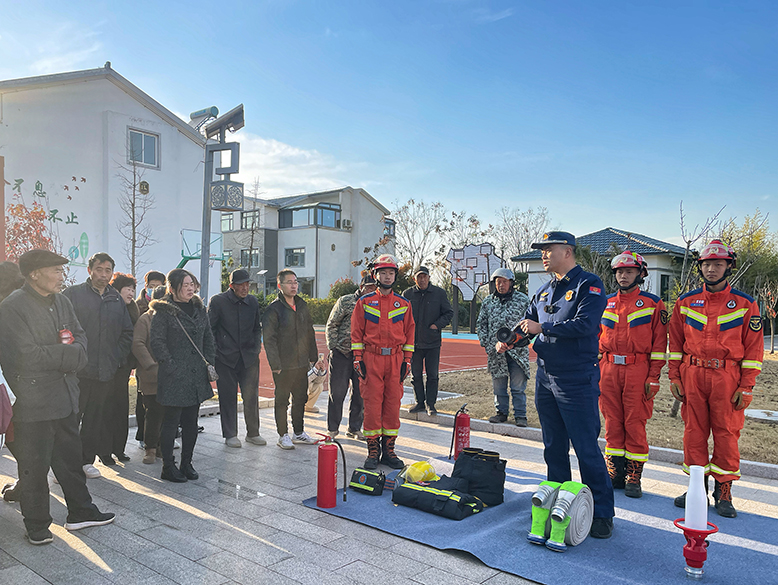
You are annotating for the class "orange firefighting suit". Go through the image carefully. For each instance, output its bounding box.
[351,290,415,438]
[599,289,668,463]
[669,283,763,482]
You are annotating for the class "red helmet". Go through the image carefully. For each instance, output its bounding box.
[611,251,648,277]
[698,239,736,268]
[371,254,399,274]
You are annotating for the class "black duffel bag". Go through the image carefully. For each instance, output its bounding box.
[391,481,483,520]
[452,448,506,506]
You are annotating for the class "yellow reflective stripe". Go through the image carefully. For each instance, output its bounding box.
[401,483,462,502]
[351,342,364,350]
[716,308,749,325]
[364,305,381,318]
[680,306,707,324]
[668,352,683,361]
[363,429,382,437]
[602,311,619,323]
[382,428,399,436]
[605,447,625,456]
[388,306,408,319]
[741,360,762,370]
[627,307,656,322]
[708,463,741,478]
[402,344,414,352]
[625,451,649,462]
[650,352,666,361]
[682,463,712,475]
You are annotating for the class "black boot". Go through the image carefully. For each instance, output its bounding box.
[364,437,380,470]
[624,460,644,498]
[180,458,199,480]
[605,455,627,489]
[161,463,187,483]
[674,474,709,508]
[713,479,737,518]
[380,436,404,469]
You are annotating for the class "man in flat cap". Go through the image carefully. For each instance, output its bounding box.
[518,232,614,539]
[403,266,453,416]
[208,268,265,448]
[0,249,114,545]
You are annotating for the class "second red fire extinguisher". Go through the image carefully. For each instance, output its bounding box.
[449,403,470,460]
[317,433,347,508]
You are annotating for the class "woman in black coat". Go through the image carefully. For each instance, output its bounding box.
[149,269,215,483]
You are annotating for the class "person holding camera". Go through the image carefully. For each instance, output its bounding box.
[477,268,531,426]
[519,231,613,539]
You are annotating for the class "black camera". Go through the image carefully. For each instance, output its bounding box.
[496,325,531,348]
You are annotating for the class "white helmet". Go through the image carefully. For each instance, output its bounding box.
[491,268,514,282]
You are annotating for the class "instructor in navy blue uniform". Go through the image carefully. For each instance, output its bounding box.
[518,231,615,539]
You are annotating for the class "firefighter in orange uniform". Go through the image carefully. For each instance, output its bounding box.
[599,251,667,499]
[351,255,415,470]
[669,240,763,518]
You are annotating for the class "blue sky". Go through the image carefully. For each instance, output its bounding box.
[1,0,776,245]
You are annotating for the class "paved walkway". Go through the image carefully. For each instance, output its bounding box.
[1,396,777,585]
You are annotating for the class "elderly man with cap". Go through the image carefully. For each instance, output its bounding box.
[518,231,614,539]
[0,249,114,545]
[208,268,265,448]
[325,274,377,439]
[403,266,453,415]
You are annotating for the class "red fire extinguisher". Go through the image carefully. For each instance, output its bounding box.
[317,433,347,508]
[449,404,470,460]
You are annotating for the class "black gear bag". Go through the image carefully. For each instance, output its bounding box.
[391,481,483,520]
[451,448,506,506]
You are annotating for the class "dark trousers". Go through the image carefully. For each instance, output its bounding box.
[411,346,441,407]
[535,365,615,520]
[327,350,364,433]
[272,368,308,437]
[215,357,260,439]
[78,378,110,466]
[160,404,199,466]
[106,367,131,456]
[141,394,165,450]
[11,413,99,533]
[135,391,145,442]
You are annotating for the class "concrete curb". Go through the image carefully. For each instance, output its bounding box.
[400,409,778,481]
[128,398,274,428]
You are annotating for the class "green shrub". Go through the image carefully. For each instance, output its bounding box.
[328,277,358,299]
[306,297,336,324]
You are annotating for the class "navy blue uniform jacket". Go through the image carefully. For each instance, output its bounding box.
[525,265,607,375]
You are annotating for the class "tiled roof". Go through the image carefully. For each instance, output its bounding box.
[512,227,686,261]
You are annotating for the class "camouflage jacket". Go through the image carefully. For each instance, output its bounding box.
[326,292,360,356]
[476,290,531,379]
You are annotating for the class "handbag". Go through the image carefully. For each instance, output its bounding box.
[174,316,219,382]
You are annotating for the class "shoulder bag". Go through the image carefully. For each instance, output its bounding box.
[174,316,219,382]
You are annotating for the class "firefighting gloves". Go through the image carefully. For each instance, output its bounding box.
[400,360,411,382]
[353,360,366,380]
[670,380,685,402]
[527,481,594,552]
[731,386,753,411]
[644,379,660,400]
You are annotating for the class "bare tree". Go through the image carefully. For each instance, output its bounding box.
[710,210,770,292]
[391,198,449,269]
[756,275,778,353]
[116,160,156,275]
[677,201,725,293]
[236,177,263,273]
[492,206,552,271]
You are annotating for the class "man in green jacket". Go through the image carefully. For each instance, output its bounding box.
[263,270,325,450]
[0,250,114,545]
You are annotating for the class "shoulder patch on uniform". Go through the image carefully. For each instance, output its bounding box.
[660,310,669,325]
[731,289,755,303]
[638,290,660,303]
[750,316,763,332]
[679,288,703,301]
[589,286,601,295]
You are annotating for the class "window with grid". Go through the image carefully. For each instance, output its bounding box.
[241,209,260,230]
[285,248,305,267]
[240,249,260,268]
[221,213,234,232]
[129,129,159,167]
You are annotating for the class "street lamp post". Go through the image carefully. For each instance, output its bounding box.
[199,104,245,302]
[258,269,268,297]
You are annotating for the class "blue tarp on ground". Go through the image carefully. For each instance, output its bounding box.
[304,466,778,585]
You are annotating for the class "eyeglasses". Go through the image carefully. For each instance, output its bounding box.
[281,280,298,286]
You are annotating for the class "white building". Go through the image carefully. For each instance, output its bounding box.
[221,187,394,297]
[513,227,686,300]
[0,63,221,293]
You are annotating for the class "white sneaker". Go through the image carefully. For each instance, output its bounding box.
[174,439,181,450]
[225,437,242,448]
[277,434,295,450]
[82,464,101,479]
[292,431,317,445]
